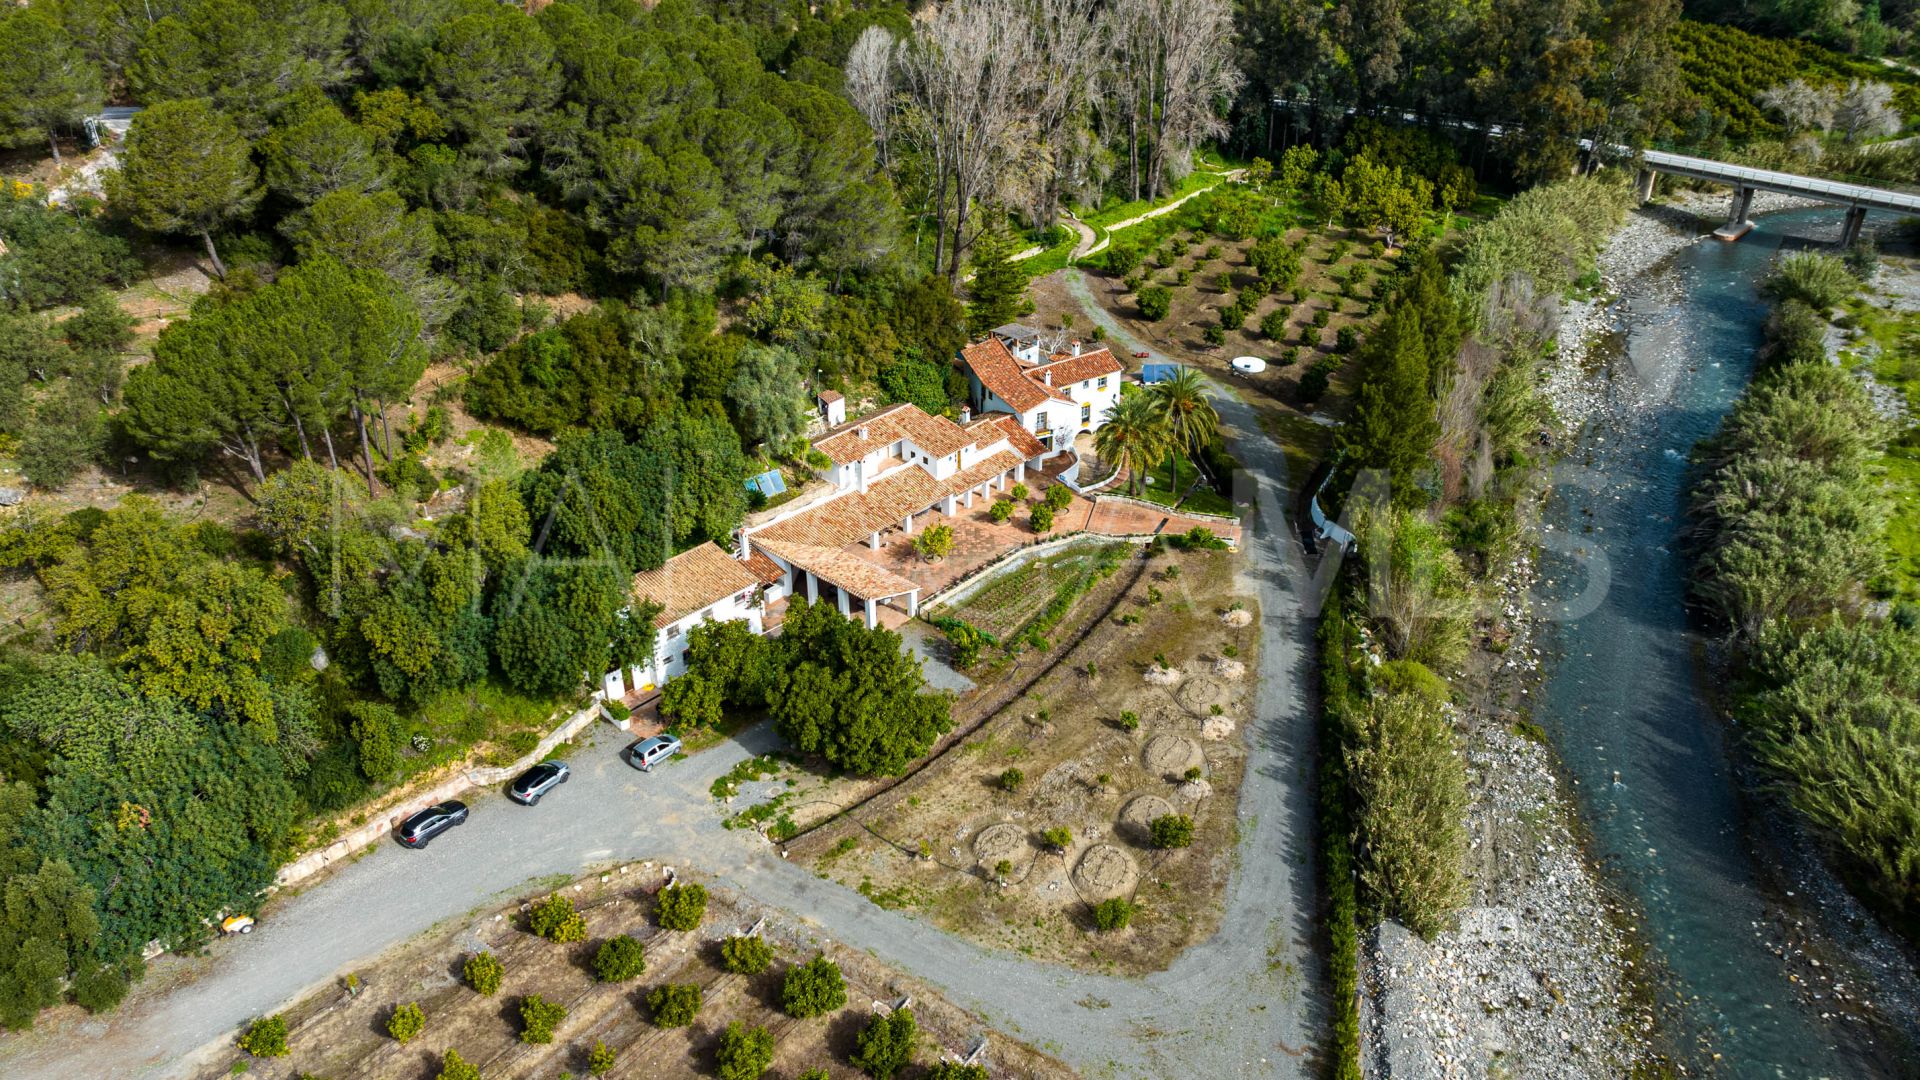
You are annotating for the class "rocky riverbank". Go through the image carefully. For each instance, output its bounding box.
[1354,194,1703,1079]
[1357,547,1657,1079]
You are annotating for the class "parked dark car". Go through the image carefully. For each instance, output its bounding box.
[625,734,683,772]
[508,761,570,806]
[396,800,468,848]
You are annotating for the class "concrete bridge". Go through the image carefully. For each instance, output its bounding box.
[1609,143,1920,244]
[1265,97,1919,245]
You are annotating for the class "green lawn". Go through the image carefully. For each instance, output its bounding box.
[1133,456,1236,516]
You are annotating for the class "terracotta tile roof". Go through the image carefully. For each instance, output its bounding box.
[819,390,843,403]
[962,336,1064,412]
[629,542,759,626]
[743,550,786,585]
[945,449,1024,496]
[756,466,945,549]
[754,537,921,600]
[966,414,1047,459]
[1030,347,1122,388]
[811,402,974,465]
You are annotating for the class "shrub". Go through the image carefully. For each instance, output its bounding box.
[1311,307,1329,328]
[1093,897,1136,930]
[999,767,1025,792]
[1040,826,1073,851]
[1150,814,1195,849]
[436,1049,481,1080]
[1175,268,1193,286]
[388,1002,425,1044]
[1214,272,1232,291]
[988,498,1013,524]
[994,858,1013,879]
[1030,504,1055,533]
[798,1072,833,1080]
[722,934,775,975]
[1348,688,1468,938]
[520,994,567,1044]
[464,951,504,995]
[1766,250,1857,310]
[656,883,707,931]
[529,893,587,943]
[1203,326,1227,346]
[1106,244,1142,276]
[913,523,955,561]
[1260,308,1289,340]
[942,619,986,668]
[1118,710,1139,731]
[1283,346,1302,366]
[782,956,848,1018]
[1010,482,1029,501]
[1298,359,1334,403]
[593,934,646,982]
[926,1065,990,1080]
[851,1008,919,1079]
[1137,285,1172,321]
[1123,273,1143,293]
[588,1040,618,1077]
[647,983,703,1027]
[239,1015,289,1058]
[1336,326,1358,353]
[716,1021,776,1080]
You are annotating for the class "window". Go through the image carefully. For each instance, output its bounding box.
[665,624,681,641]
[681,650,691,664]
[1081,403,1092,424]
[1097,376,1109,391]
[1033,412,1047,432]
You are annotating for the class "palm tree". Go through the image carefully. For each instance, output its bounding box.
[1148,367,1220,505]
[1093,393,1170,497]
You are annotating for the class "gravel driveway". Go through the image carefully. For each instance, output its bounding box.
[0,273,1326,1080]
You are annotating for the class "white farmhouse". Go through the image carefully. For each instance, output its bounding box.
[960,327,1124,452]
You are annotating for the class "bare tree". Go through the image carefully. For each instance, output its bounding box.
[845,26,898,168]
[899,0,1039,281]
[1756,79,1840,135]
[1101,0,1243,201]
[1023,0,1106,225]
[1835,80,1900,143]
[1148,0,1243,196]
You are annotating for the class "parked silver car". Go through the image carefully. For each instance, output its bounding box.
[507,760,570,805]
[625,734,682,772]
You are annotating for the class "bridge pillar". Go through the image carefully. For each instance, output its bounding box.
[1635,168,1656,204]
[1728,185,1754,225]
[1841,206,1868,248]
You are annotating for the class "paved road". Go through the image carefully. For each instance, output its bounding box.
[0,281,1325,1079]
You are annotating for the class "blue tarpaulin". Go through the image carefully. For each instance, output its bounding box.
[1140,363,1183,384]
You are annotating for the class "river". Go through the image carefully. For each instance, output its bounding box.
[1536,206,1913,1078]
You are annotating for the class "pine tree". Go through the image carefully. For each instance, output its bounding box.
[104,99,261,279]
[966,227,1027,336]
[1343,303,1439,507]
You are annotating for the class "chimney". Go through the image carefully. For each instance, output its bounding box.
[857,425,869,440]
[738,530,751,560]
[1042,370,1052,386]
[1070,340,1082,356]
[960,405,972,423]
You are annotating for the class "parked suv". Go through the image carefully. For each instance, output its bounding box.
[625,734,682,772]
[396,800,468,848]
[508,761,570,805]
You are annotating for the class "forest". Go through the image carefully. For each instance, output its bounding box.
[0,0,1914,1042]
